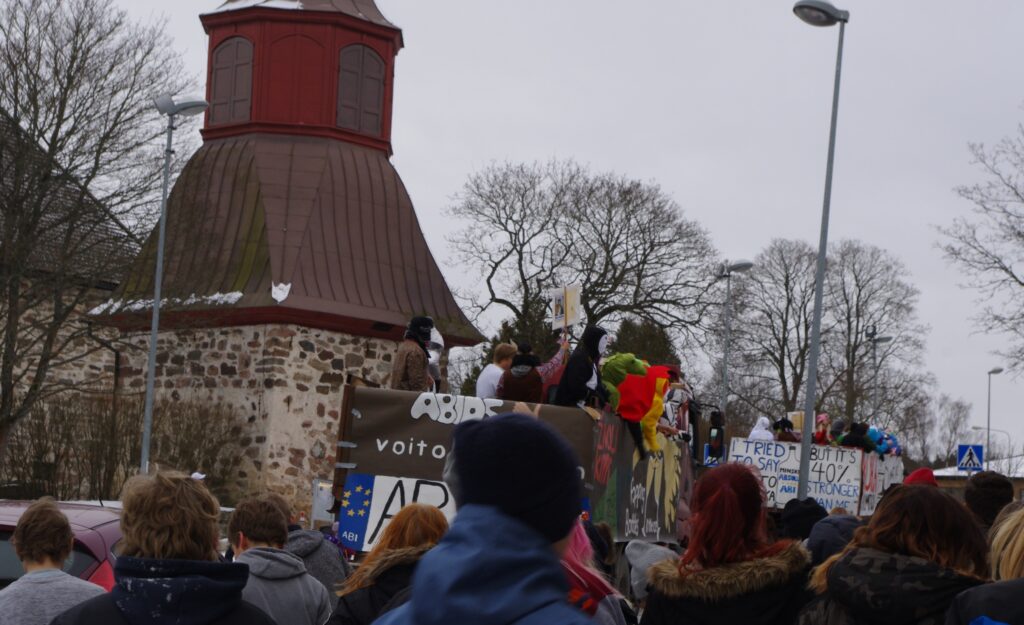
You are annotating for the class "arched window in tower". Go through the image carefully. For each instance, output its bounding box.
[210,37,253,126]
[337,45,385,136]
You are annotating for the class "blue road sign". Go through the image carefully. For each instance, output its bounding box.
[957,444,984,472]
[703,443,721,467]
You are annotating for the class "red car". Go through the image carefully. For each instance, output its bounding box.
[0,501,121,591]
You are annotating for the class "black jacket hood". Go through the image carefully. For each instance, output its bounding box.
[580,325,607,362]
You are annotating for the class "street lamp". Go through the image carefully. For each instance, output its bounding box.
[794,0,850,500]
[865,326,893,420]
[985,367,1004,471]
[718,260,754,416]
[971,426,1011,469]
[140,94,209,474]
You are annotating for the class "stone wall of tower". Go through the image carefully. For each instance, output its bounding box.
[67,323,398,511]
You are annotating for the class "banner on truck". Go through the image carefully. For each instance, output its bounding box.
[334,386,693,549]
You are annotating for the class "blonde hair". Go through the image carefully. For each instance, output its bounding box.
[991,507,1024,581]
[119,471,221,562]
[493,343,517,364]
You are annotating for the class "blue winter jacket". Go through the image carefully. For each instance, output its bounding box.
[372,504,592,625]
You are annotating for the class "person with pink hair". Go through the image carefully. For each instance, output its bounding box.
[562,521,636,624]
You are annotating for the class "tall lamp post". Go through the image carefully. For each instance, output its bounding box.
[140,94,209,474]
[793,0,850,500]
[865,325,892,420]
[985,367,1004,471]
[718,260,754,415]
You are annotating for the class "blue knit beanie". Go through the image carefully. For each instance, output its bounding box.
[452,413,582,543]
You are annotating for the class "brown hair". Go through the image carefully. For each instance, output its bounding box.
[12,498,73,564]
[339,503,448,595]
[263,492,293,524]
[810,485,989,593]
[493,343,517,364]
[119,471,221,561]
[990,507,1024,581]
[228,497,288,548]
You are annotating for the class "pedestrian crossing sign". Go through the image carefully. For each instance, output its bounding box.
[957,444,984,472]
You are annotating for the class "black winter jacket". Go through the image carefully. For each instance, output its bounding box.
[329,546,429,625]
[945,579,1024,625]
[806,515,863,566]
[554,325,608,408]
[51,556,276,625]
[799,548,984,625]
[641,542,812,625]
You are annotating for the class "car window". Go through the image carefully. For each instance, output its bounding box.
[0,531,99,587]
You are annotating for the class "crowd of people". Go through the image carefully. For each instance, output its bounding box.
[2,412,1023,625]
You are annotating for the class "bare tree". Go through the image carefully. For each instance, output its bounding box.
[940,128,1024,369]
[934,394,971,467]
[728,239,818,417]
[818,240,928,424]
[448,160,718,343]
[0,0,192,450]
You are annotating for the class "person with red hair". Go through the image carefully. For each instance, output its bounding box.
[641,464,812,625]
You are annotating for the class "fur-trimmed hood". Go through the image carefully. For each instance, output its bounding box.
[355,545,431,585]
[648,541,810,602]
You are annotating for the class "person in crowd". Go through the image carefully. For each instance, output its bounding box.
[989,500,1024,540]
[230,497,332,625]
[642,464,812,625]
[554,325,611,409]
[903,466,939,487]
[475,342,517,399]
[779,498,827,542]
[799,485,988,625]
[828,418,847,446]
[964,471,1015,534]
[774,418,800,442]
[625,540,677,604]
[748,416,775,442]
[585,521,617,581]
[839,422,876,453]
[0,498,105,625]
[563,521,637,625]
[265,492,352,594]
[53,472,275,625]
[390,316,434,392]
[806,511,863,567]
[947,507,1024,625]
[812,414,832,445]
[330,503,448,625]
[497,338,569,404]
[375,413,593,624]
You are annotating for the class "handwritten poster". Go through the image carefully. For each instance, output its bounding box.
[728,439,862,511]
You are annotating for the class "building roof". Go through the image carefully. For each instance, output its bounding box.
[207,0,398,29]
[934,455,1024,479]
[106,134,482,346]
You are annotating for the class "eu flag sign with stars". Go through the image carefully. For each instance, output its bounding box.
[337,473,375,551]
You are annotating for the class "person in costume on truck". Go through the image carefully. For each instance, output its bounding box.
[390,317,434,392]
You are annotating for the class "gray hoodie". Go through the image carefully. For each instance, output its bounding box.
[236,547,332,625]
[285,529,352,595]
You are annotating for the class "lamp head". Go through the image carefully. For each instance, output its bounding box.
[989,367,1005,375]
[154,94,210,117]
[793,0,849,26]
[727,260,755,274]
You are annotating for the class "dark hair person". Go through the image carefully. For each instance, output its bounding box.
[330,503,449,625]
[964,471,1014,534]
[799,485,988,625]
[641,463,812,625]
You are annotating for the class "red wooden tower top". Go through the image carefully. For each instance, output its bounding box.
[105,1,482,346]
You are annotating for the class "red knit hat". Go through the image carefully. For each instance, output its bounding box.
[904,467,938,487]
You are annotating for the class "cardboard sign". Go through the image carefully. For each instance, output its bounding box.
[551,285,582,330]
[859,454,903,516]
[728,439,862,511]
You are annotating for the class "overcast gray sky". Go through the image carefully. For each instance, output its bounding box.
[119,0,1024,455]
